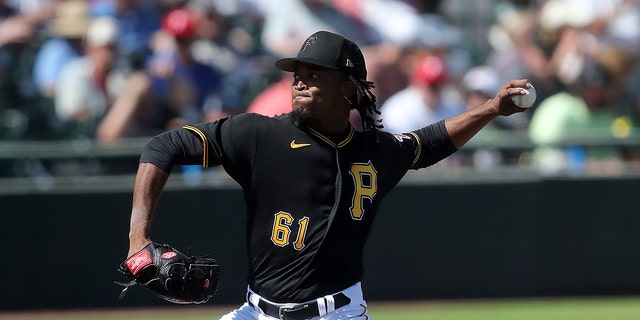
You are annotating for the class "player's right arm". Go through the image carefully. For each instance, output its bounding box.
[126,113,258,257]
[127,127,208,257]
[128,162,168,257]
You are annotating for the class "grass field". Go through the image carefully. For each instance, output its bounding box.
[2,297,640,319]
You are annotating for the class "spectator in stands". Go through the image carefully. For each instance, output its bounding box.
[379,53,464,134]
[54,16,125,138]
[145,7,225,126]
[0,0,37,139]
[187,1,240,75]
[484,1,565,117]
[5,0,56,24]
[0,1,34,48]
[89,0,161,72]
[187,0,270,114]
[95,66,154,142]
[32,0,89,98]
[96,6,226,142]
[624,57,640,130]
[529,56,629,175]
[0,2,30,49]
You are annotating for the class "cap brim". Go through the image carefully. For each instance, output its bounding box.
[275,57,340,72]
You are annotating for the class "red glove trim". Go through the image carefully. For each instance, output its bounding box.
[126,249,152,275]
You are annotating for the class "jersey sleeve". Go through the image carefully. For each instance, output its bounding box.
[408,120,458,169]
[139,113,259,178]
[139,127,210,173]
[183,113,259,185]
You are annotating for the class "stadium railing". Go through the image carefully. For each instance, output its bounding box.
[1,129,639,194]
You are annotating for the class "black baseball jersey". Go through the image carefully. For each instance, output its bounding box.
[140,112,456,303]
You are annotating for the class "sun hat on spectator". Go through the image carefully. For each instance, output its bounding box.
[49,0,92,39]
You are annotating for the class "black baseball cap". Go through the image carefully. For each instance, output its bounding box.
[275,31,367,80]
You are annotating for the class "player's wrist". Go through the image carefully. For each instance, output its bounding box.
[127,236,151,257]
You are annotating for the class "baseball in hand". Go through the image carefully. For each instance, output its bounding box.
[511,84,537,108]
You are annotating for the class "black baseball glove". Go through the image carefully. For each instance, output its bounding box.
[116,242,220,304]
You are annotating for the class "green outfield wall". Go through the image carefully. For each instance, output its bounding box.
[2,174,639,310]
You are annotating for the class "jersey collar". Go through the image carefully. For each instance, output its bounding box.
[307,125,354,148]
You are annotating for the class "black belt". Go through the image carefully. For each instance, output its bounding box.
[248,292,351,320]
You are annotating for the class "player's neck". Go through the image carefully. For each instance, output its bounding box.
[307,110,351,133]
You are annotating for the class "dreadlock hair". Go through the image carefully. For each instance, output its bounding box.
[348,75,383,131]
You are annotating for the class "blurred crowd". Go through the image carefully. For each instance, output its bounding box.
[1,0,639,175]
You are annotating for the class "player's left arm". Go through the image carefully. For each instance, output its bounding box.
[445,79,530,149]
